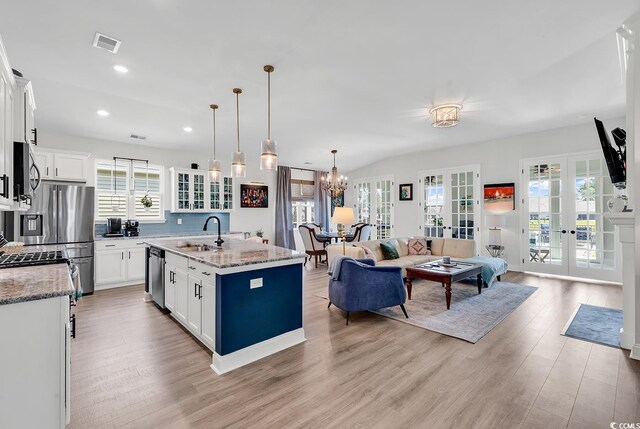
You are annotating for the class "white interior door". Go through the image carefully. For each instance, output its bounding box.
[522,159,568,275]
[521,154,618,282]
[420,171,446,238]
[420,166,480,250]
[568,155,618,281]
[353,177,394,240]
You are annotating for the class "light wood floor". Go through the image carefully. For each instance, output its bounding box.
[68,268,640,429]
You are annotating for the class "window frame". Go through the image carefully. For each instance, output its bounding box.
[94,159,166,223]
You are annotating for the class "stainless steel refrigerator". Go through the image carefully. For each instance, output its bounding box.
[5,184,96,293]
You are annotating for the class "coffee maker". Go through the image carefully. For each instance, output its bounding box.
[105,218,123,237]
[125,219,140,237]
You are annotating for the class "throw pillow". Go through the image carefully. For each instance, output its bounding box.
[354,245,377,262]
[379,241,400,260]
[408,238,429,255]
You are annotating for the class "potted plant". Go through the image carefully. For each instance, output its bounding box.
[141,194,153,212]
[256,228,264,238]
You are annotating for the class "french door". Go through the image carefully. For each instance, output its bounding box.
[521,154,618,282]
[353,176,394,240]
[419,165,481,251]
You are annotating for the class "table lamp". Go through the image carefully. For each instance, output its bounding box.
[486,214,506,245]
[332,207,355,255]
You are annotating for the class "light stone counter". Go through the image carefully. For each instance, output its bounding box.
[144,237,305,269]
[0,263,74,305]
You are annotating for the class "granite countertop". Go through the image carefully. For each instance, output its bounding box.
[0,263,74,305]
[144,237,305,269]
[96,232,245,241]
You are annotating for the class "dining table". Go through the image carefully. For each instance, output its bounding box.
[315,231,355,244]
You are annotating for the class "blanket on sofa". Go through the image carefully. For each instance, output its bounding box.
[462,256,508,287]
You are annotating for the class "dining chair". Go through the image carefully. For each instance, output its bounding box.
[346,223,372,242]
[298,224,328,268]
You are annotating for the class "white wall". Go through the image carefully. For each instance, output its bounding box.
[344,118,626,270]
[38,131,276,240]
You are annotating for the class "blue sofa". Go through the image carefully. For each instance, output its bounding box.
[328,258,408,325]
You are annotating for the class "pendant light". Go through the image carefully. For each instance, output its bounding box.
[208,104,222,182]
[260,65,277,171]
[231,88,246,178]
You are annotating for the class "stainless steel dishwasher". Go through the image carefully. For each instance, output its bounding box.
[146,246,165,308]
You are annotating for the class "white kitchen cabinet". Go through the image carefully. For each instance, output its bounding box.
[53,153,87,182]
[12,76,36,145]
[126,247,146,280]
[164,264,175,311]
[95,248,127,285]
[170,168,207,212]
[174,268,189,323]
[95,240,147,289]
[200,280,215,349]
[158,251,216,351]
[187,274,202,334]
[32,148,88,182]
[34,150,52,179]
[0,39,14,209]
[0,295,71,428]
[209,176,234,211]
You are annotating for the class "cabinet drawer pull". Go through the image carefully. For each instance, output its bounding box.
[201,271,211,276]
[128,251,131,259]
[136,242,145,245]
[121,251,124,260]
[189,266,196,270]
[198,283,203,300]
[194,282,199,298]
[56,167,59,177]
[105,244,116,247]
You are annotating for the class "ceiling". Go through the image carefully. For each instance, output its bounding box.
[0,1,637,172]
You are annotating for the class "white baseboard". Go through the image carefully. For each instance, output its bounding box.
[211,328,306,375]
[94,280,143,291]
[621,328,634,351]
[507,265,523,273]
[631,343,640,361]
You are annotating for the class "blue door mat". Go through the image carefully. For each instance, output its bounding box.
[562,304,623,348]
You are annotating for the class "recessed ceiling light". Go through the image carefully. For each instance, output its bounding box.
[97,110,110,117]
[113,65,128,74]
[183,126,193,133]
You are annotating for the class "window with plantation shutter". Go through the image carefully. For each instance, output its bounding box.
[95,160,165,221]
[134,165,162,219]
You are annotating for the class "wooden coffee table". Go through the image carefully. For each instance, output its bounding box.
[405,260,483,310]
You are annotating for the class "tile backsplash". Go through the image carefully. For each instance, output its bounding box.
[95,211,232,237]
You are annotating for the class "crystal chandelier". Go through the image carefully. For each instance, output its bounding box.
[321,150,348,195]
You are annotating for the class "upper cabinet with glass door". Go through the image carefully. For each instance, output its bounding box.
[170,168,208,212]
[209,177,234,211]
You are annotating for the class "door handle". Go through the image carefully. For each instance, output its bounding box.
[198,283,203,300]
[128,251,131,259]
[70,314,76,339]
[194,282,199,298]
[56,167,59,177]
[121,251,124,260]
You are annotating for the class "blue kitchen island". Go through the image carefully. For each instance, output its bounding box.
[144,237,306,375]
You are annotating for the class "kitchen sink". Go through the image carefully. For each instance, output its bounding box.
[176,243,221,252]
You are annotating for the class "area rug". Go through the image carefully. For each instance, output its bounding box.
[562,304,623,348]
[315,280,537,343]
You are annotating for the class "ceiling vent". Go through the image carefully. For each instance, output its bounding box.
[129,134,147,140]
[92,32,121,54]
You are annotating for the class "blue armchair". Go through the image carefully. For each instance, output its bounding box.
[328,258,408,325]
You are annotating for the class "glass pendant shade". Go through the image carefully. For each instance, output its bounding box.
[231,151,246,178]
[260,139,278,171]
[208,159,221,182]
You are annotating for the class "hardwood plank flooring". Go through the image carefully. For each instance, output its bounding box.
[68,268,640,429]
